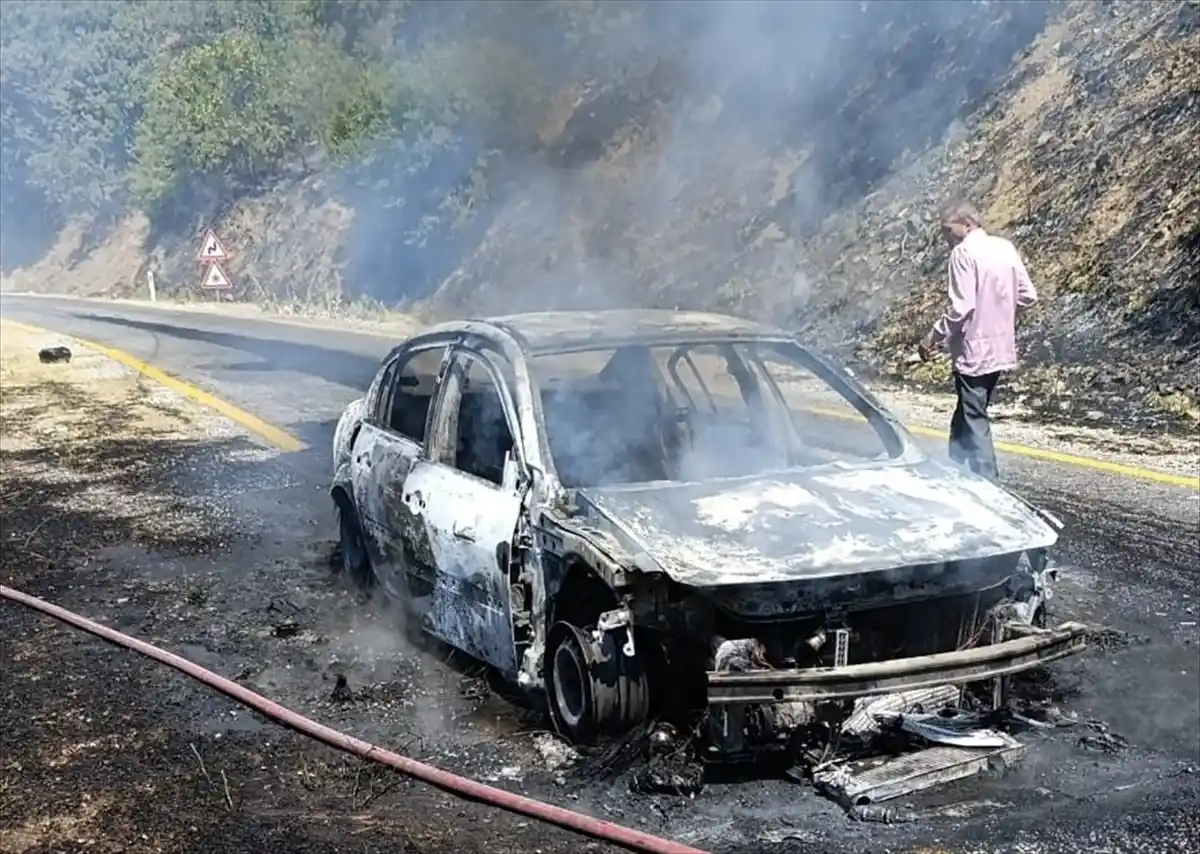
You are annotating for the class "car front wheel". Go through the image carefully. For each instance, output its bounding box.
[545,621,650,744]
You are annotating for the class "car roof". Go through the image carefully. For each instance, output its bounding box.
[428,309,791,354]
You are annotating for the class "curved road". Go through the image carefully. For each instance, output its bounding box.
[2,293,1197,854]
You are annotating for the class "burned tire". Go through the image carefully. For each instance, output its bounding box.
[335,501,375,590]
[546,621,650,745]
[548,623,595,743]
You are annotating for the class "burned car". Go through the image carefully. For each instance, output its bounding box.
[330,310,1087,759]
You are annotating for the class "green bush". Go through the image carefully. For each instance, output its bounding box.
[131,32,296,206]
[0,0,594,243]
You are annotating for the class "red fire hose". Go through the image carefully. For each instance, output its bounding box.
[0,584,710,854]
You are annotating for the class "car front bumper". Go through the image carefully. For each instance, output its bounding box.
[706,620,1089,706]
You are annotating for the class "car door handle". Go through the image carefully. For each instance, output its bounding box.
[452,522,476,542]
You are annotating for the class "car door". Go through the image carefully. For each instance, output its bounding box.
[351,341,452,602]
[391,345,525,675]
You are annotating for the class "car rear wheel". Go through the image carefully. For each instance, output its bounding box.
[336,502,375,590]
[546,621,650,745]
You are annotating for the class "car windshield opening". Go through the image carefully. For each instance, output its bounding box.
[530,341,898,488]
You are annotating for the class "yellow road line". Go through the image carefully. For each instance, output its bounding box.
[803,404,1199,490]
[4,312,1193,489]
[2,318,307,453]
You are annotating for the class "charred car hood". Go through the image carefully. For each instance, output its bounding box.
[576,459,1058,588]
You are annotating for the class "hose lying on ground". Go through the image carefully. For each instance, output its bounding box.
[0,584,710,854]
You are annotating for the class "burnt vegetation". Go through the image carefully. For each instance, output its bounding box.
[1,0,1198,425]
[0,374,620,854]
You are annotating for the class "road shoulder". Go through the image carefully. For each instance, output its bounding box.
[0,318,621,854]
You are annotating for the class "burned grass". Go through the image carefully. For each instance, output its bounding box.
[425,1,1198,433]
[821,1,1200,430]
[0,324,621,854]
[2,323,1194,854]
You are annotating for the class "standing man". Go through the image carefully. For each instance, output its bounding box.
[918,200,1038,481]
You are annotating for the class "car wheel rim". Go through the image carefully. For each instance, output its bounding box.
[552,638,589,731]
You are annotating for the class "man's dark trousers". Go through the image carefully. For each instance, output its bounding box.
[949,371,1001,481]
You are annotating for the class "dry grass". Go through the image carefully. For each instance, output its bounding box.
[0,215,150,299]
[0,321,238,451]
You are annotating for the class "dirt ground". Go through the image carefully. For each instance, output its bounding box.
[2,315,1197,854]
[0,322,623,854]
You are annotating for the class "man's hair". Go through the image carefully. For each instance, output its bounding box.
[939,199,983,228]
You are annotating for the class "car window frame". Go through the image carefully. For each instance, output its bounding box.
[369,340,454,451]
[526,335,912,484]
[744,340,906,460]
[664,341,771,416]
[428,344,528,492]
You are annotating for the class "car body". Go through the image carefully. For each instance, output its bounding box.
[330,309,1087,758]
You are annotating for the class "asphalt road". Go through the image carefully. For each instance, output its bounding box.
[2,293,1198,854]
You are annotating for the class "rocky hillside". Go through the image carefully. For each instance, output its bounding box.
[434,0,1200,428]
[838,1,1200,428]
[3,1,1197,427]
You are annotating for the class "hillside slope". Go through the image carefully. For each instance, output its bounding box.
[434,0,1199,426]
[3,1,1197,427]
[839,1,1199,425]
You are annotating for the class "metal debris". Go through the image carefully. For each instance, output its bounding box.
[843,684,963,737]
[648,722,679,754]
[1077,720,1130,754]
[898,710,1012,749]
[813,735,1025,807]
[1006,702,1080,730]
[800,688,1037,811]
[847,802,919,824]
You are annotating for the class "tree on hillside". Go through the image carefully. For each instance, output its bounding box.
[0,1,146,219]
[0,1,396,227]
[132,32,297,211]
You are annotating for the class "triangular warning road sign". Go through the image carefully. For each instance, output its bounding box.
[201,262,233,290]
[197,229,229,262]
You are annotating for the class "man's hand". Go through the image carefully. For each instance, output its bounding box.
[917,337,935,363]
